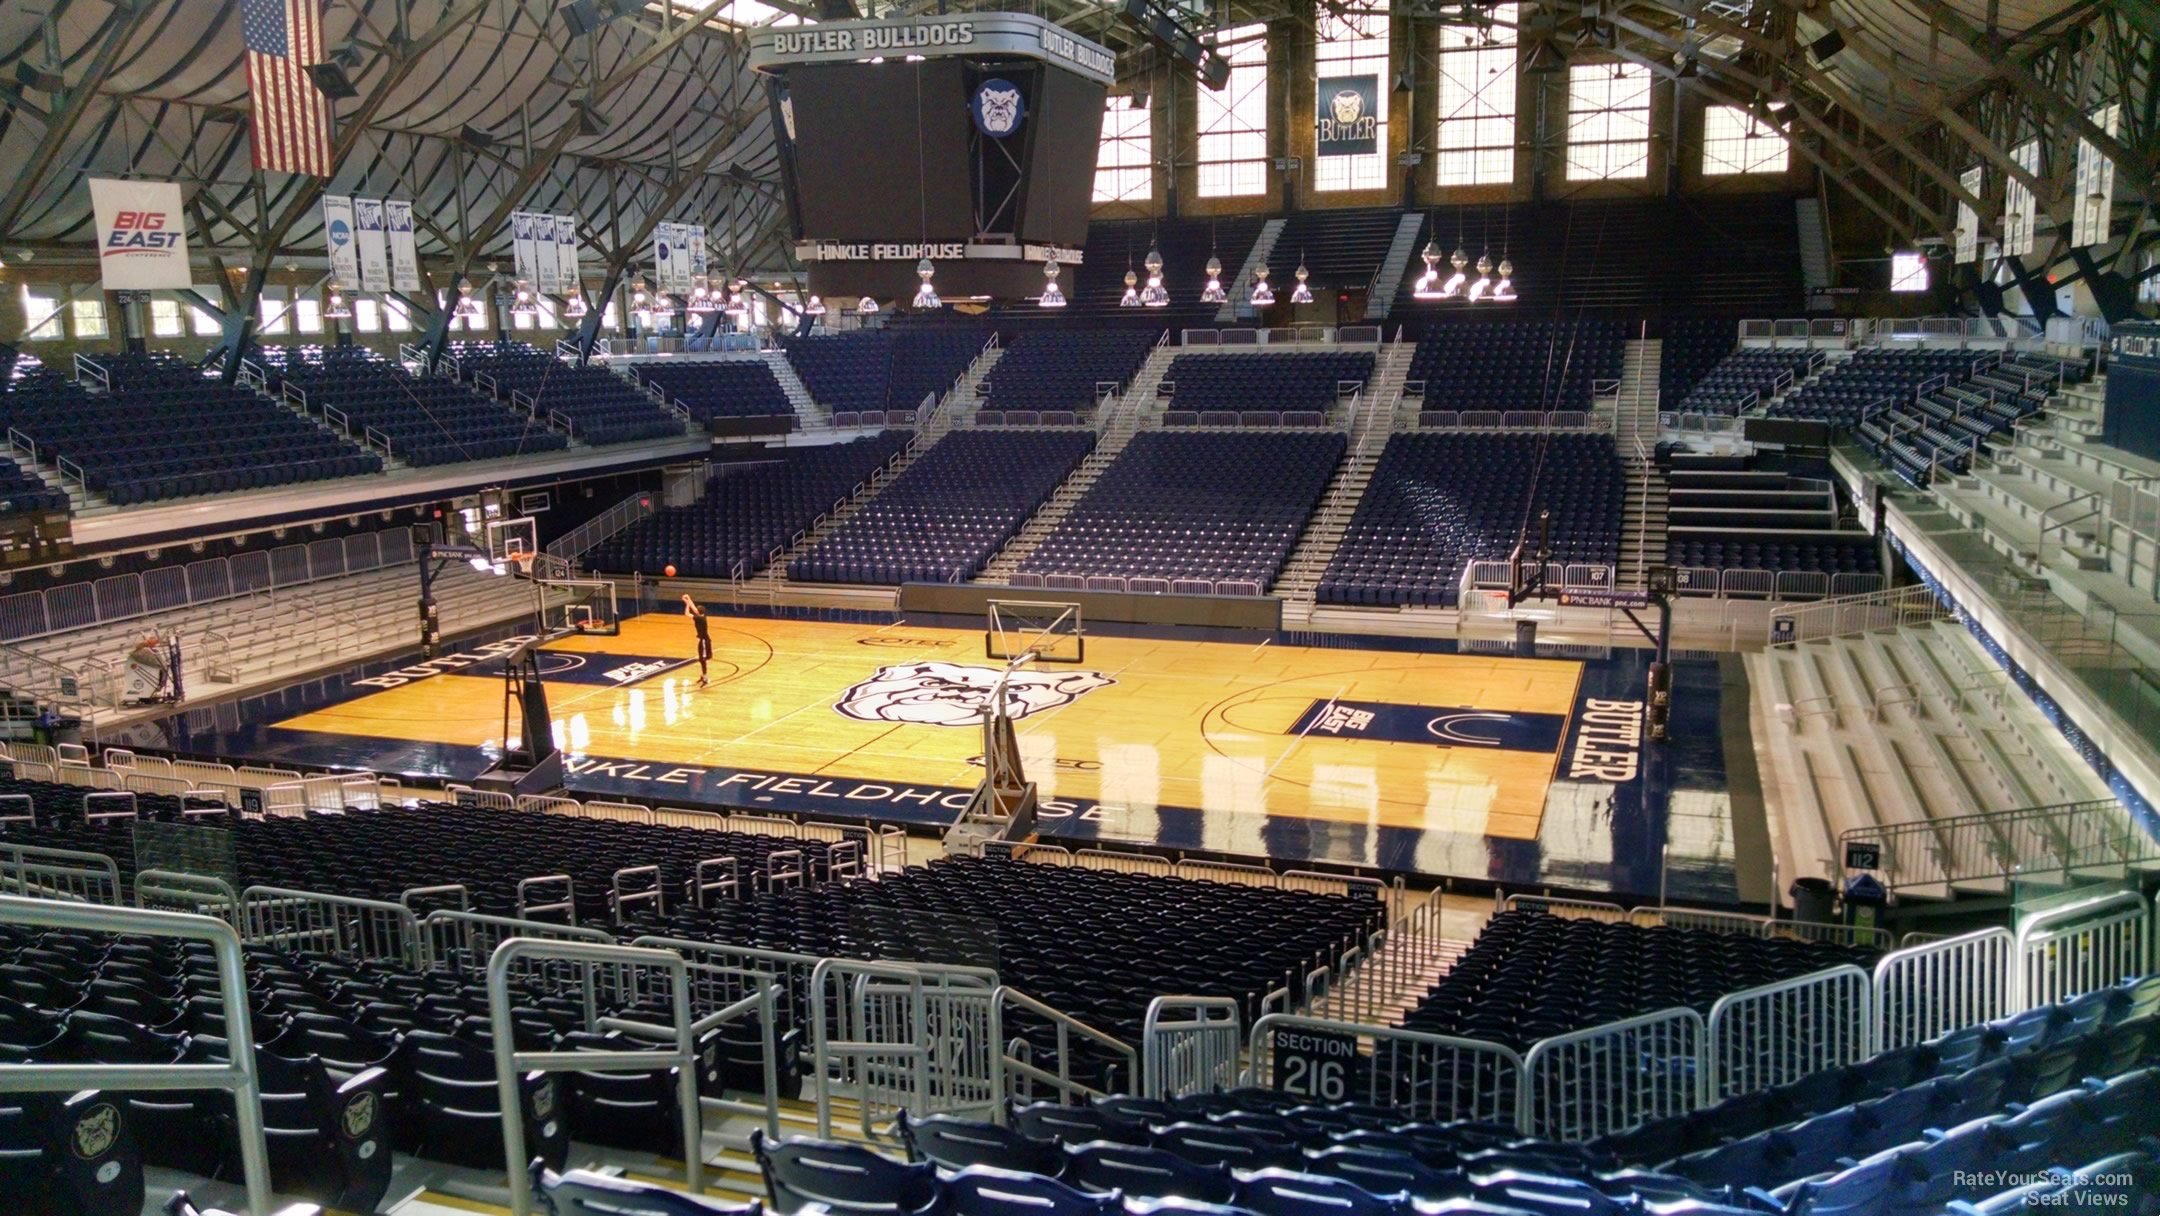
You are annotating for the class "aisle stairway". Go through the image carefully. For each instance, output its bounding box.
[977,400,1143,583]
[761,352,832,429]
[1273,343,1408,614]
[1362,214,1429,321]
[1221,219,1287,323]
[1616,339,1667,586]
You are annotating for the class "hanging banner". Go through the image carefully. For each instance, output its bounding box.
[688,224,709,280]
[2002,140,2038,258]
[669,223,694,292]
[554,215,581,295]
[510,212,534,285]
[88,178,192,290]
[385,200,421,292]
[1315,75,1380,157]
[353,197,390,292]
[531,212,560,295]
[2073,103,2120,249]
[322,195,360,288]
[1954,167,1982,265]
[654,223,680,294]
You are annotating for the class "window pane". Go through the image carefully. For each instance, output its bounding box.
[1197,26,1268,199]
[258,289,291,336]
[1566,62,1652,181]
[1314,11,1389,192]
[188,287,224,336]
[20,288,62,340]
[1094,95,1151,204]
[294,296,322,334]
[150,299,184,338]
[1435,4,1516,187]
[1701,105,1788,175]
[1890,252,1929,293]
[70,299,109,339]
[354,298,382,332]
[384,298,413,332]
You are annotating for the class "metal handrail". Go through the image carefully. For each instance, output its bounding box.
[489,937,703,1215]
[0,895,274,1215]
[996,986,1137,1101]
[1836,797,2135,892]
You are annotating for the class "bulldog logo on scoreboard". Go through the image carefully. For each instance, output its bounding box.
[972,79,1026,137]
[835,661,1112,727]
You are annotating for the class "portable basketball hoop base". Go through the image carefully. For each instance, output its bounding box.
[471,634,566,798]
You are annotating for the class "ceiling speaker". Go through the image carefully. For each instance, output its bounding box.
[1808,30,1846,62]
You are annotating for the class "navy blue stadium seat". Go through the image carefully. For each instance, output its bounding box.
[754,1130,940,1214]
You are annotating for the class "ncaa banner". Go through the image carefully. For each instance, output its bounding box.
[385,200,421,292]
[321,195,360,288]
[353,198,390,292]
[89,178,192,290]
[554,214,581,294]
[1315,75,1380,157]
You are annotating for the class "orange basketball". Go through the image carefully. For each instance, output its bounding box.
[663,564,677,578]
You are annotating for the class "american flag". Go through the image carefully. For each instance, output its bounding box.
[241,0,332,177]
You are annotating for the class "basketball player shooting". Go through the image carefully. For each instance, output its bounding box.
[682,594,711,687]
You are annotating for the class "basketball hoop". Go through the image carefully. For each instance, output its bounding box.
[510,553,536,579]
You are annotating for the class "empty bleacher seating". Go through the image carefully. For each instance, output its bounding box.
[1408,320,1626,414]
[1659,317,1743,407]
[585,432,910,579]
[792,429,1093,584]
[628,359,798,429]
[1770,349,1993,428]
[253,346,568,466]
[1665,461,1879,591]
[1163,351,1373,421]
[0,452,65,515]
[0,353,380,505]
[979,330,1157,422]
[784,328,985,420]
[449,341,687,444]
[1018,431,1344,592]
[1675,349,1821,415]
[1320,433,1624,607]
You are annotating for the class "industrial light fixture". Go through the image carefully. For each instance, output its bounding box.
[1249,264,1274,307]
[1199,254,1226,304]
[323,283,353,320]
[1289,257,1313,305]
[454,277,487,321]
[1119,266,1140,307]
[1440,245,1468,298]
[686,276,717,314]
[630,276,653,325]
[912,257,941,309]
[1140,244,1168,307]
[1493,256,1516,302]
[1467,253,1493,302]
[509,280,540,318]
[1039,258,1068,309]
[563,287,590,320]
[858,296,878,315]
[803,294,827,317]
[724,277,749,316]
[1411,238,1446,299]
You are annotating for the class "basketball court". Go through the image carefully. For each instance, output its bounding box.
[273,611,1581,840]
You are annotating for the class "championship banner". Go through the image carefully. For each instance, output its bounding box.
[1954,167,1981,265]
[1315,75,1380,157]
[531,212,559,294]
[554,214,581,293]
[687,224,708,279]
[88,178,192,290]
[668,223,694,292]
[385,200,421,292]
[353,197,390,292]
[512,212,539,286]
[654,224,682,294]
[2073,103,2120,249]
[322,195,359,288]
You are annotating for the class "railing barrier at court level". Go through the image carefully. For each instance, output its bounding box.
[1245,1013,1523,1127]
[0,894,276,1216]
[1142,996,1243,1101]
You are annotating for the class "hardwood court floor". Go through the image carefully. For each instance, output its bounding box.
[277,616,1581,838]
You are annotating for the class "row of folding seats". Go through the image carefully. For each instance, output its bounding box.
[586,432,910,579]
[633,359,797,421]
[1770,350,1987,427]
[1659,318,1742,404]
[793,429,1095,585]
[0,452,65,514]
[254,346,568,465]
[1165,352,1375,411]
[1408,320,1627,413]
[1402,909,1881,1050]
[1668,536,1878,576]
[1319,433,1624,608]
[447,341,687,444]
[1019,432,1345,588]
[783,328,986,415]
[982,330,1158,413]
[1676,350,1818,415]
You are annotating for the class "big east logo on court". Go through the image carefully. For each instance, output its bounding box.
[104,211,183,255]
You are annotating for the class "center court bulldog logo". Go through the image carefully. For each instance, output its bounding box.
[836,661,1112,727]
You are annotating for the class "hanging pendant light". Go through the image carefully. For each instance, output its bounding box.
[1199,254,1226,304]
[1468,253,1494,302]
[1141,244,1168,307]
[686,275,717,314]
[1493,257,1516,302]
[563,286,589,320]
[858,296,879,315]
[1039,257,1068,309]
[1249,264,1274,307]
[454,277,487,321]
[1412,240,1447,300]
[1289,257,1314,305]
[803,294,827,317]
[507,280,538,318]
[724,277,749,317]
[323,283,353,320]
[630,276,653,324]
[1439,245,1468,299]
[912,257,941,309]
[1118,267,1140,307]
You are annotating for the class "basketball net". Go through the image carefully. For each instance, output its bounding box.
[510,553,536,579]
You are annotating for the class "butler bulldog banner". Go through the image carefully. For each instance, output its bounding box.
[1315,75,1380,157]
[89,178,192,290]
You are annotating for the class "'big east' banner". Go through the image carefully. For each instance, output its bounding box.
[89,178,192,289]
